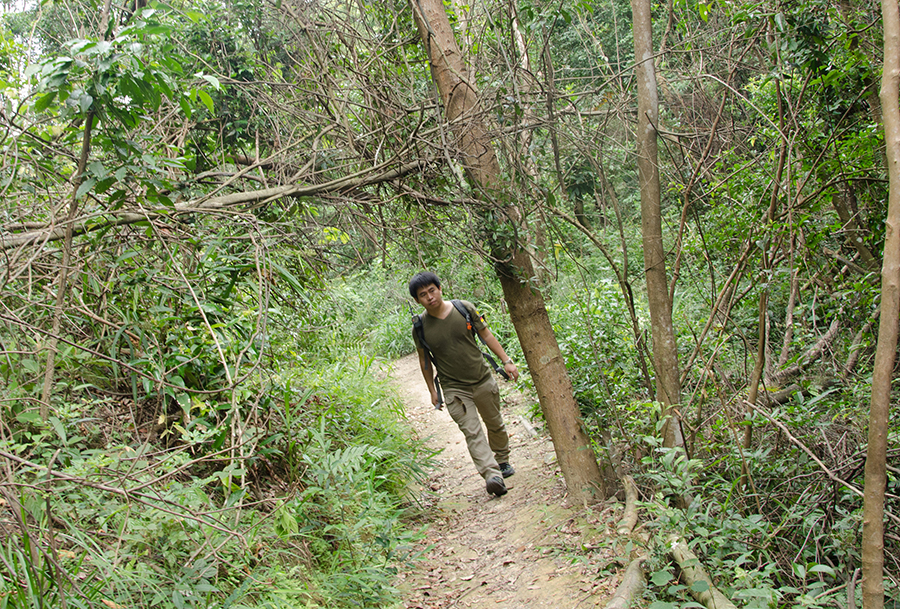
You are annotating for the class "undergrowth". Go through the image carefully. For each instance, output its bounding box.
[0,292,431,608]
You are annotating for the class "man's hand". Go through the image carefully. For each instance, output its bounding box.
[503,361,519,382]
[430,387,442,410]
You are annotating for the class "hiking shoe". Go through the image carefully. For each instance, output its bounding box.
[499,462,515,478]
[486,475,507,497]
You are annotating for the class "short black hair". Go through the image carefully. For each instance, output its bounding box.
[409,271,441,299]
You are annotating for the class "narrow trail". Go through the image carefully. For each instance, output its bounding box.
[387,353,622,609]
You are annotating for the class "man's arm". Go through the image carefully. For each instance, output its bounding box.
[417,348,441,406]
[477,327,520,382]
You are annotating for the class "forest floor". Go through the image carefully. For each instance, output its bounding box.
[385,352,629,609]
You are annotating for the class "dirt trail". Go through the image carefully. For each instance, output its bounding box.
[387,353,622,609]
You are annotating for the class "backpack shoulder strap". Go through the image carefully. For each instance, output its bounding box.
[412,312,444,405]
[450,299,509,380]
[451,299,474,333]
[412,313,431,352]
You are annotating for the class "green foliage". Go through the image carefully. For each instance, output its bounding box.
[1,347,429,608]
[549,275,646,419]
[312,274,415,361]
[637,447,850,609]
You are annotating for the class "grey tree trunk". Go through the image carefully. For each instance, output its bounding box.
[630,0,684,448]
[861,0,900,605]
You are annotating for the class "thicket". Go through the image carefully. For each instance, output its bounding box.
[0,0,897,606]
[0,227,432,607]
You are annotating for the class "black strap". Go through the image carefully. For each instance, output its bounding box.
[450,300,510,380]
[412,313,443,406]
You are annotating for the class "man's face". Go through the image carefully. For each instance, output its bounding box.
[415,283,442,309]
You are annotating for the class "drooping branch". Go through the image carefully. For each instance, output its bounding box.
[0,159,427,251]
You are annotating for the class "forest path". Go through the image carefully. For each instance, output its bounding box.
[386,353,621,609]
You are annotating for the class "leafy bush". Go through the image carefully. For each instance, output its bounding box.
[0,323,430,609]
[550,277,647,418]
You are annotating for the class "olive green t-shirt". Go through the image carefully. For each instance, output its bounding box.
[412,300,491,390]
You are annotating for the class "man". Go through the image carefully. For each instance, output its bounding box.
[409,271,519,497]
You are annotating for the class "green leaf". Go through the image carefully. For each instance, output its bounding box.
[94,177,116,194]
[79,93,93,112]
[34,91,57,112]
[115,250,140,264]
[154,72,174,100]
[690,580,711,593]
[176,393,190,414]
[199,73,221,89]
[197,89,214,113]
[76,178,97,199]
[698,2,710,21]
[809,564,836,577]
[16,411,42,425]
[88,161,107,178]
[49,416,67,444]
[651,570,674,586]
[178,95,192,118]
[141,25,172,36]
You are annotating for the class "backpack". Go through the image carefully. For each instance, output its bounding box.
[411,300,509,406]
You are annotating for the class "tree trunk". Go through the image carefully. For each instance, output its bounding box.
[40,111,95,420]
[861,0,900,605]
[410,0,607,503]
[630,0,684,448]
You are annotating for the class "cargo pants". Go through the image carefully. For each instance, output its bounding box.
[444,375,509,481]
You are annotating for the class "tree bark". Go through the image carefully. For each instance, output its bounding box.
[861,0,900,605]
[630,0,684,448]
[603,558,646,609]
[669,536,739,609]
[410,0,607,503]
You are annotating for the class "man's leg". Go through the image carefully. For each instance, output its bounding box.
[444,389,502,481]
[472,377,510,465]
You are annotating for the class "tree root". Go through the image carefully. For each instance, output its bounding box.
[616,475,639,535]
[668,535,738,609]
[603,558,646,609]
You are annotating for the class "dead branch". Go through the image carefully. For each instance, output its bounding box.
[761,383,804,405]
[616,475,639,536]
[845,306,879,377]
[769,317,840,386]
[0,158,427,251]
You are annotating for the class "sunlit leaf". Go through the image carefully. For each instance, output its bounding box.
[197,89,214,113]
